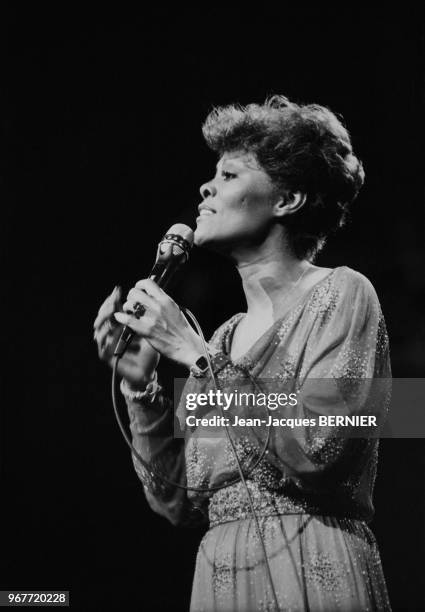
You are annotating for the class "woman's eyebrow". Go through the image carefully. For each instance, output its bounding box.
[216,159,243,171]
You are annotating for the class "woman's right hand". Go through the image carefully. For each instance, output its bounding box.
[93,286,160,389]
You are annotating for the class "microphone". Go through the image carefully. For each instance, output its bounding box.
[114,223,194,358]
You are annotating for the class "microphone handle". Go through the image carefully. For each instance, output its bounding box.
[113,260,178,358]
[148,260,176,290]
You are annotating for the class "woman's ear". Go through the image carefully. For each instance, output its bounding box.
[273,191,307,218]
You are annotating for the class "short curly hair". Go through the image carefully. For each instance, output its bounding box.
[202,95,365,261]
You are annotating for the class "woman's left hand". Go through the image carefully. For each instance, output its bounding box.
[114,279,204,370]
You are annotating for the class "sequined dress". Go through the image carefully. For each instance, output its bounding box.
[125,266,392,611]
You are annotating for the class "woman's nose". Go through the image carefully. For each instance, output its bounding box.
[199,180,216,199]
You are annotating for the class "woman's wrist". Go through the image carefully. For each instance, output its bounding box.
[124,370,157,393]
[179,341,217,370]
[120,372,161,403]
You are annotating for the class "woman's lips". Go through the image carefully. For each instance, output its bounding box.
[196,209,216,222]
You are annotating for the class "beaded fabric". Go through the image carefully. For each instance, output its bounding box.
[125,266,392,611]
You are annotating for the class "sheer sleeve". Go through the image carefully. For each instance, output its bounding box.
[124,386,208,527]
[264,270,391,485]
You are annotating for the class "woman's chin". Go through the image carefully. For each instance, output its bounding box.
[194,226,211,247]
[195,232,232,256]
[194,224,236,253]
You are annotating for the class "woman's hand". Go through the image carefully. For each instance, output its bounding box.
[114,279,204,370]
[93,286,160,388]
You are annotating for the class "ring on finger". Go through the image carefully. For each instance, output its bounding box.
[133,302,146,319]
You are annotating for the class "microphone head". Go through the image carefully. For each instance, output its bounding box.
[165,223,194,247]
[157,223,194,262]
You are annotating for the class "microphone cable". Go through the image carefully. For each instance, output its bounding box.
[111,306,280,610]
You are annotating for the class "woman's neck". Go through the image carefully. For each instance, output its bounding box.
[233,236,312,321]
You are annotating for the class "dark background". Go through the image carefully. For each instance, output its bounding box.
[2,6,424,611]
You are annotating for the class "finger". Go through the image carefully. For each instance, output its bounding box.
[94,314,122,344]
[94,318,113,344]
[127,287,158,310]
[96,325,123,359]
[134,279,168,302]
[114,311,145,331]
[93,302,113,330]
[93,307,118,334]
[98,334,120,359]
[95,325,111,357]
[123,299,138,314]
[93,287,122,330]
[122,298,150,317]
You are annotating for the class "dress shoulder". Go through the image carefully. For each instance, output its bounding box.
[320,267,384,324]
[333,266,381,300]
[302,266,390,380]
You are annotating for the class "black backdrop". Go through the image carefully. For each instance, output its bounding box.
[2,6,424,611]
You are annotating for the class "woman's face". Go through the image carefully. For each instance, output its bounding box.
[194,151,280,252]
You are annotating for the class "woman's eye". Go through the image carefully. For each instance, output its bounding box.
[222,171,236,180]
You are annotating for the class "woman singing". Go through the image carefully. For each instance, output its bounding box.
[93,95,391,611]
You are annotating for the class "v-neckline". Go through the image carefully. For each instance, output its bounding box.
[225,267,340,364]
